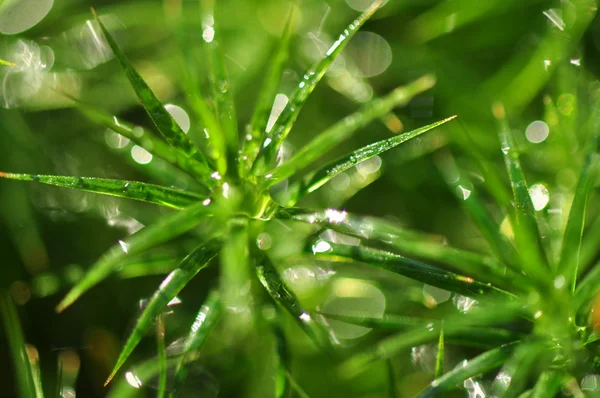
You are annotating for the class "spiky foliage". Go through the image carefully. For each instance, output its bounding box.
[3,0,600,397]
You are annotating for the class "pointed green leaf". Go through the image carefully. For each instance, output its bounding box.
[240,4,299,177]
[156,314,167,398]
[79,104,214,187]
[530,371,564,398]
[560,138,600,291]
[286,371,312,398]
[284,208,519,291]
[289,116,456,203]
[494,103,549,281]
[573,261,600,316]
[273,309,292,398]
[417,343,517,398]
[491,341,546,398]
[105,240,220,385]
[0,291,39,398]
[0,172,204,210]
[56,200,214,312]
[201,0,239,175]
[319,312,426,329]
[256,255,331,352]
[436,151,521,277]
[92,9,213,180]
[170,290,221,398]
[435,326,445,379]
[263,75,437,186]
[313,240,513,298]
[252,1,384,174]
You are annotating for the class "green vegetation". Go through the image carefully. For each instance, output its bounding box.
[1,0,600,397]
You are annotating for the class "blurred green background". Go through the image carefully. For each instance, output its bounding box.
[0,0,598,396]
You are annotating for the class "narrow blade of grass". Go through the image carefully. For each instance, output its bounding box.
[312,240,514,298]
[417,343,517,398]
[256,255,331,352]
[0,58,16,66]
[79,104,215,188]
[272,309,292,398]
[0,172,204,209]
[559,137,599,291]
[56,200,214,312]
[263,75,436,186]
[493,103,550,281]
[252,1,384,174]
[436,150,520,275]
[318,312,426,329]
[201,0,239,176]
[156,314,167,398]
[92,9,213,179]
[284,207,522,291]
[290,116,456,202]
[104,239,220,386]
[530,371,564,398]
[435,326,445,379]
[491,341,545,398]
[239,4,299,178]
[387,359,397,398]
[0,291,39,398]
[170,290,221,398]
[572,260,600,316]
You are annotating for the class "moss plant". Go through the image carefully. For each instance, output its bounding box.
[3,0,600,397]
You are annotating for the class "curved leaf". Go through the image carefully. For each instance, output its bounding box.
[530,371,564,398]
[56,200,214,312]
[0,172,204,209]
[92,9,214,183]
[252,1,384,174]
[285,208,516,291]
[288,116,456,204]
[170,290,221,398]
[435,326,445,379]
[156,314,167,398]
[263,75,436,186]
[312,240,514,299]
[105,239,220,385]
[417,343,517,398]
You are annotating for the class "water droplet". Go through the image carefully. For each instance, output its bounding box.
[105,129,130,149]
[570,58,581,66]
[457,185,471,200]
[312,240,332,254]
[534,310,543,319]
[554,275,566,289]
[0,0,54,34]
[525,120,549,143]
[543,8,565,31]
[256,233,272,250]
[202,26,215,43]
[210,171,222,180]
[118,240,130,254]
[357,156,382,176]
[131,145,152,164]
[165,104,191,133]
[529,183,549,211]
[202,198,211,206]
[325,208,348,224]
[501,145,510,155]
[125,371,143,388]
[345,31,392,78]
[453,295,477,313]
[266,93,288,133]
